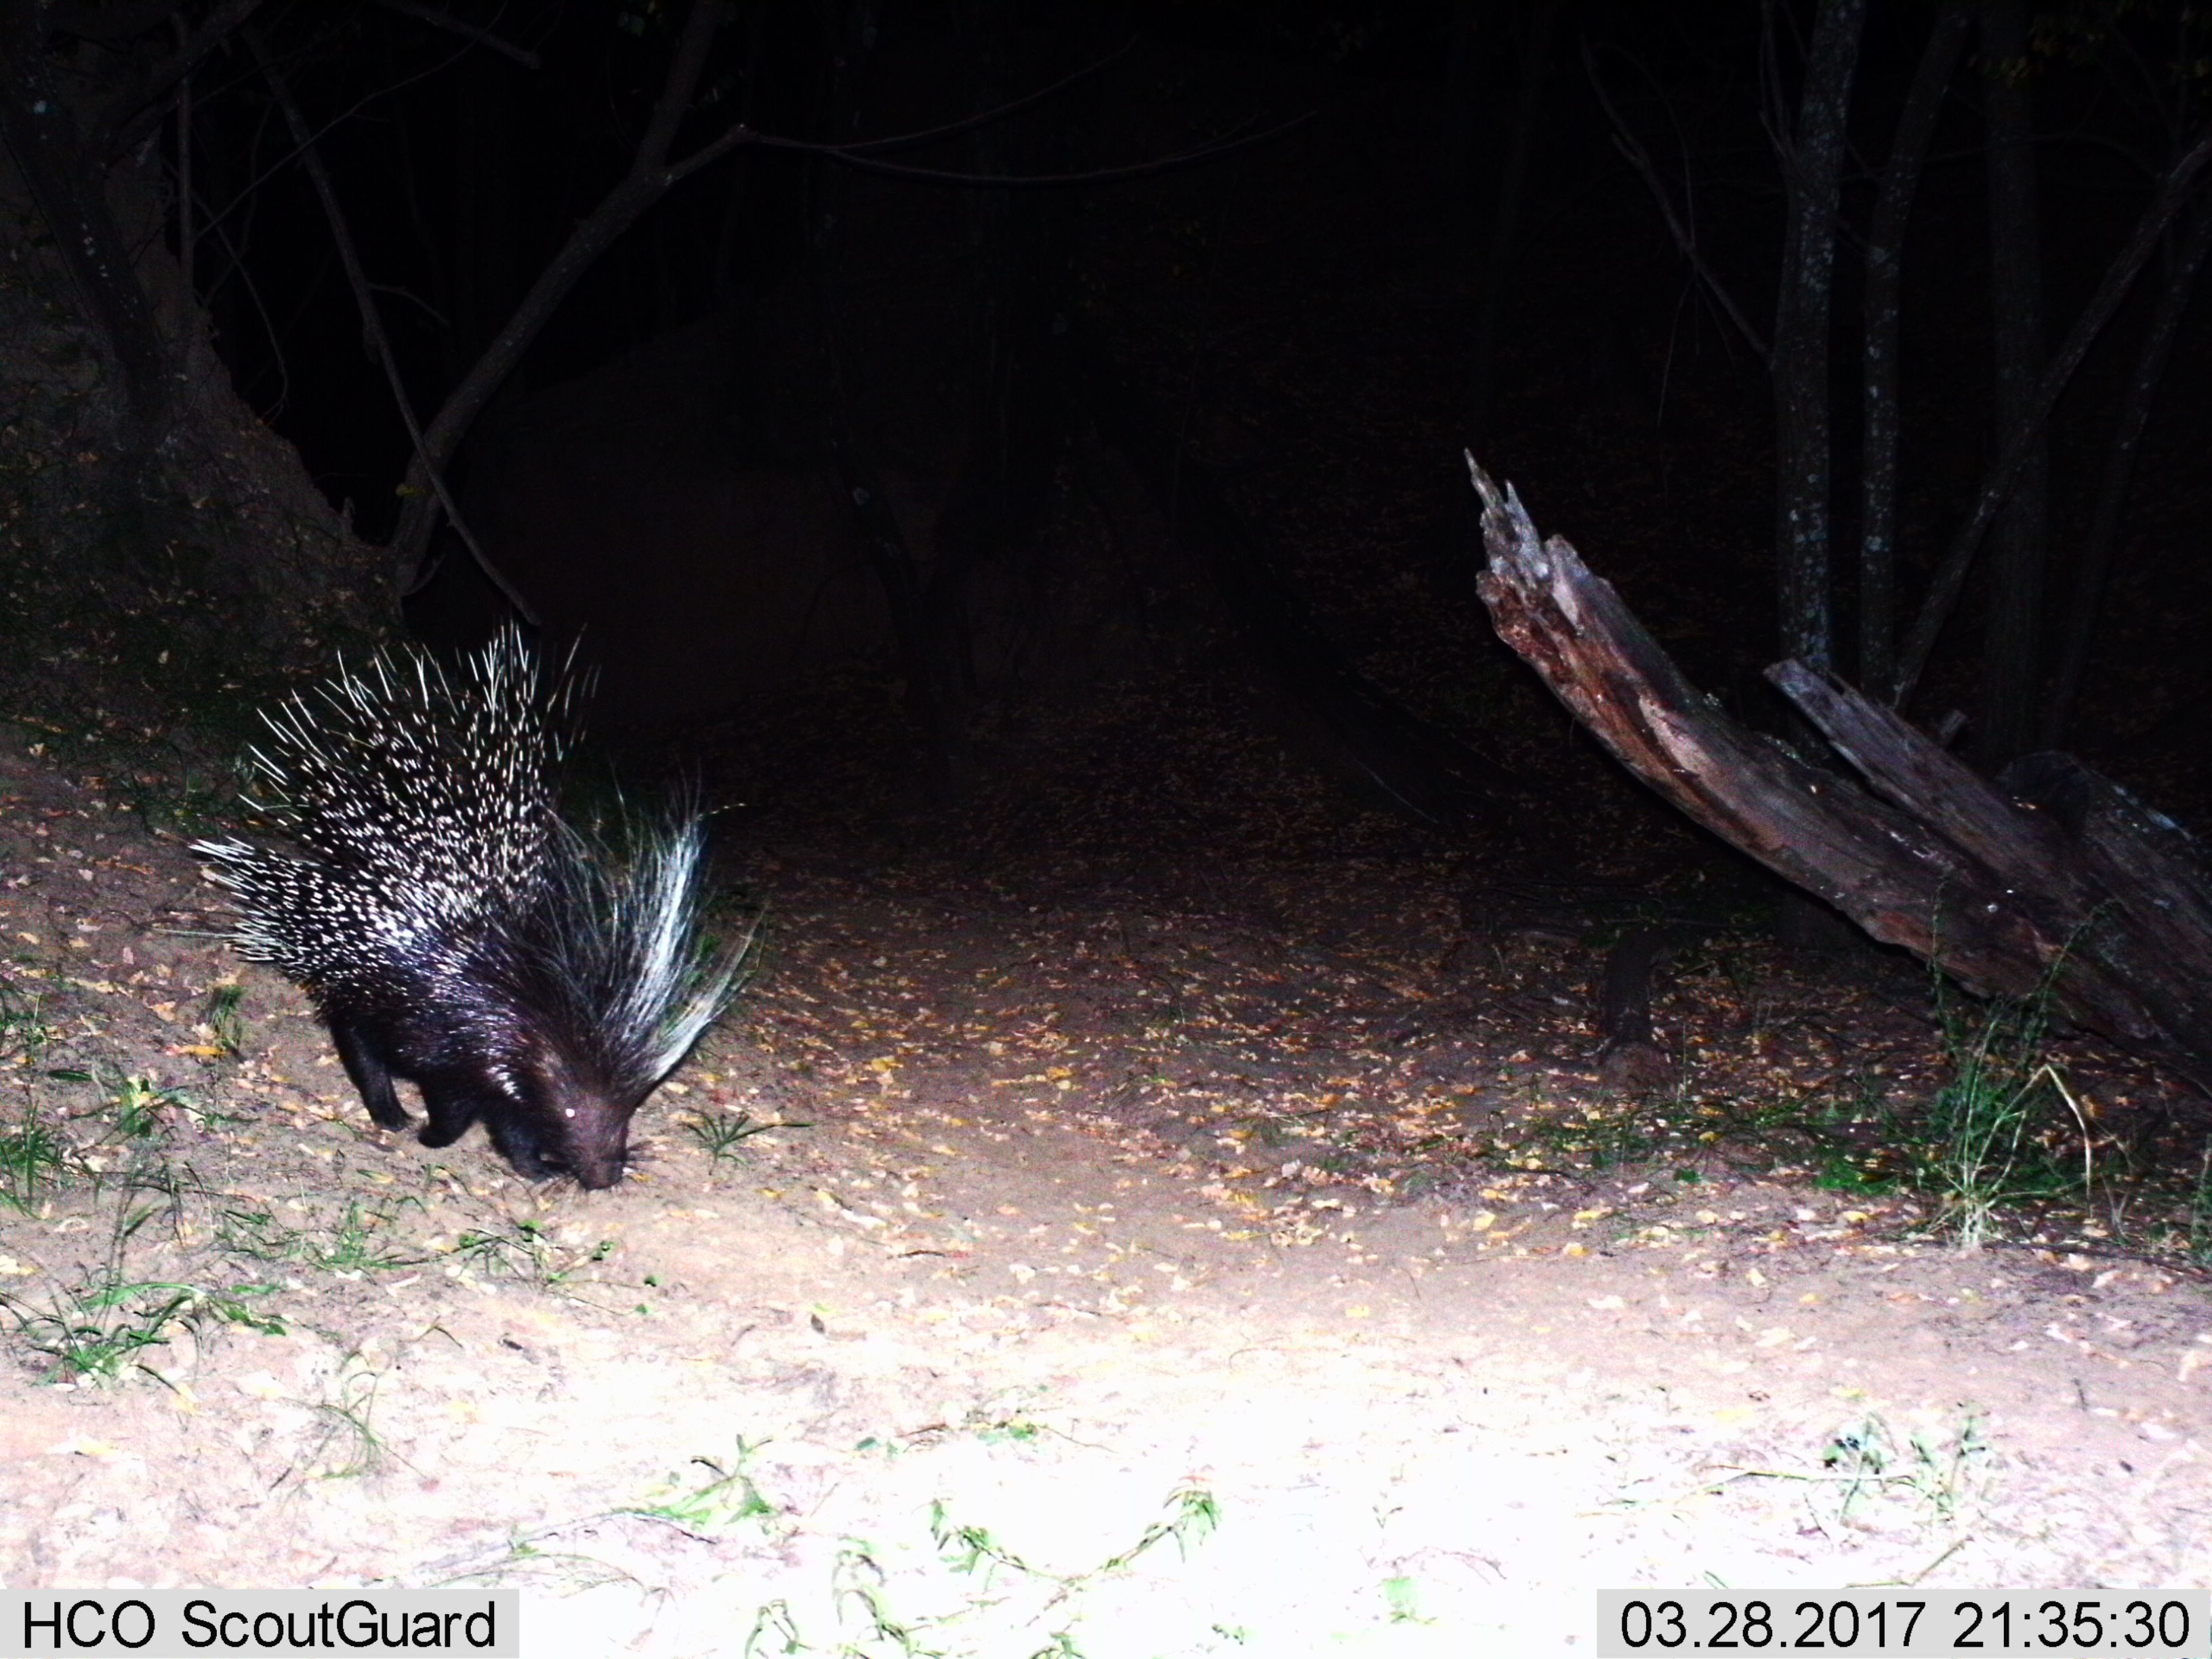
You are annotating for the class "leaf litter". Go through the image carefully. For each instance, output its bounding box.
[0,673,2209,1653]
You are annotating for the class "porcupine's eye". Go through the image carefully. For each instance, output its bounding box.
[513,1046,630,1189]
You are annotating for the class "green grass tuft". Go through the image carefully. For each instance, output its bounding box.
[0,1271,285,1384]
[1921,989,2089,1250]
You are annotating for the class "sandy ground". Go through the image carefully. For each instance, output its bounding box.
[1,727,2207,1657]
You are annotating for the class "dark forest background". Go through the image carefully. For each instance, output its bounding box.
[3,0,2209,848]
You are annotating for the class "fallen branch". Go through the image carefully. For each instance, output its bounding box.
[1469,458,2212,1090]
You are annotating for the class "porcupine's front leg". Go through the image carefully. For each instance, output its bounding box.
[412,1073,487,1149]
[483,1111,562,1181]
[419,1071,559,1178]
[327,1016,412,1130]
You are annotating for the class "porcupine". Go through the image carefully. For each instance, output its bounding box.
[192,626,747,1189]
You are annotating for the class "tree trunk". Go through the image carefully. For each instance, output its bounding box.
[1975,0,2048,766]
[1859,1,1969,694]
[0,0,172,480]
[1769,0,1866,674]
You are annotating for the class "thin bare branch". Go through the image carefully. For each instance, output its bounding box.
[388,0,737,574]
[2042,190,2212,745]
[1582,35,1770,363]
[388,1,1300,576]
[373,0,541,69]
[834,39,1134,155]
[46,2,174,43]
[196,197,290,417]
[1888,121,2212,706]
[102,0,268,160]
[747,109,1314,190]
[190,22,496,256]
[639,0,725,167]
[246,22,535,622]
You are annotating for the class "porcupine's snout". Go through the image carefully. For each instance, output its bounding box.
[518,1047,638,1191]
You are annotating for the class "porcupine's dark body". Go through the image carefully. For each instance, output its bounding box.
[193,628,743,1189]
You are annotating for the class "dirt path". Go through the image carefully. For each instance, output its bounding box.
[1,728,2207,1656]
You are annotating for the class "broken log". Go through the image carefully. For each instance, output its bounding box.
[1468,459,2212,1091]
